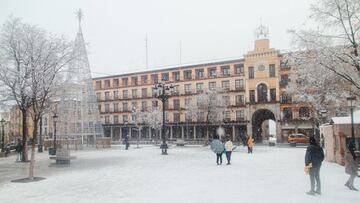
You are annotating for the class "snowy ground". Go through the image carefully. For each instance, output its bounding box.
[0,145,358,203]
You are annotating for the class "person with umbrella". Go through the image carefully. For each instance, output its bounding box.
[211,135,225,165]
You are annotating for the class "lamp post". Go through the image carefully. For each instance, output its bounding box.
[153,79,174,155]
[0,118,5,151]
[53,113,58,155]
[347,96,357,150]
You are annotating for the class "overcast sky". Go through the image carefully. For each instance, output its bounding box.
[1,0,315,77]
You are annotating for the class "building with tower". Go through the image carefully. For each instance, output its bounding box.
[93,26,313,143]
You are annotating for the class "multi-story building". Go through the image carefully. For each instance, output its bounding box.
[93,31,313,143]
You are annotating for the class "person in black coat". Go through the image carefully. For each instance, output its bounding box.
[124,135,130,150]
[15,139,23,162]
[305,136,325,195]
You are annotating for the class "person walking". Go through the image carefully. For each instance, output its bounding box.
[15,139,23,162]
[224,137,234,165]
[345,141,359,191]
[124,134,130,150]
[305,136,325,195]
[211,135,225,165]
[247,135,254,154]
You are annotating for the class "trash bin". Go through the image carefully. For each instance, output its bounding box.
[49,147,56,155]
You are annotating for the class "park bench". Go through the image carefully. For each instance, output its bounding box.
[174,139,187,146]
[49,149,76,165]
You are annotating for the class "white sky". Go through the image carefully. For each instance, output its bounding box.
[0,0,315,77]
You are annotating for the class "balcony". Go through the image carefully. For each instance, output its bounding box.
[279,80,289,87]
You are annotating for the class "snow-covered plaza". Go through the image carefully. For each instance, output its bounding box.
[0,145,358,203]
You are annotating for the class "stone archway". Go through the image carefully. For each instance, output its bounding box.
[251,109,276,142]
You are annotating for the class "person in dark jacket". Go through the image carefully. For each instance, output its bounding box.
[124,135,130,150]
[15,139,23,162]
[305,136,325,195]
[210,135,225,165]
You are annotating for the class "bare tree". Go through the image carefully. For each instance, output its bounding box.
[289,0,360,94]
[0,17,74,179]
[185,87,227,144]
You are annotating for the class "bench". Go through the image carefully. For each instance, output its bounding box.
[174,139,187,146]
[49,149,76,165]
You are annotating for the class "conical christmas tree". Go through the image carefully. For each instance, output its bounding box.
[57,9,103,145]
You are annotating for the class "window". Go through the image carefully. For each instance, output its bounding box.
[96,92,101,100]
[184,70,192,80]
[164,100,169,110]
[196,69,204,79]
[104,80,110,88]
[283,108,293,120]
[141,75,148,84]
[113,91,119,100]
[185,84,192,94]
[299,107,310,118]
[208,81,216,90]
[113,103,119,112]
[208,67,217,77]
[249,90,255,103]
[197,112,205,122]
[173,71,180,81]
[223,111,231,121]
[196,83,204,93]
[132,101,137,110]
[221,66,230,76]
[172,85,179,95]
[95,81,102,89]
[131,77,138,86]
[185,113,192,122]
[114,115,119,124]
[161,73,169,81]
[113,79,119,87]
[123,115,128,123]
[270,88,276,102]
[152,88,158,97]
[185,98,192,107]
[123,90,128,99]
[280,75,289,86]
[173,113,180,123]
[222,80,230,90]
[105,92,110,100]
[236,110,245,121]
[122,78,128,86]
[257,83,268,102]
[98,104,102,112]
[269,64,275,77]
[281,93,292,103]
[142,88,147,98]
[235,79,244,90]
[222,96,230,106]
[152,100,158,107]
[249,67,254,79]
[173,99,180,110]
[236,95,244,105]
[123,102,128,112]
[131,115,136,122]
[234,64,244,75]
[105,116,110,124]
[151,74,158,84]
[132,89,138,98]
[142,101,147,111]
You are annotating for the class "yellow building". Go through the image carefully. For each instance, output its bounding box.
[93,29,312,143]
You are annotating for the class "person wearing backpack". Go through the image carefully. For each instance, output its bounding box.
[305,136,325,195]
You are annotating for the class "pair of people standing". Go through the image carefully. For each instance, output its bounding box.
[211,136,233,165]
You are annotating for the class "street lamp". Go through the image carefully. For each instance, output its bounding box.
[0,118,5,151]
[347,96,357,150]
[153,79,174,155]
[52,113,58,155]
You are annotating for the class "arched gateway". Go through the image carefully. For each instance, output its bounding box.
[251,109,276,142]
